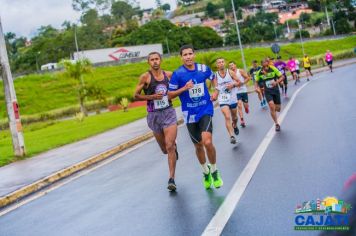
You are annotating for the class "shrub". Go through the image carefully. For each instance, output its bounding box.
[120,98,129,112]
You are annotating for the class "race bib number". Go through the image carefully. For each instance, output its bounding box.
[218,92,231,104]
[189,83,205,98]
[265,80,274,89]
[154,96,169,109]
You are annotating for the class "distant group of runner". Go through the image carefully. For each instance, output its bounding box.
[134,46,333,192]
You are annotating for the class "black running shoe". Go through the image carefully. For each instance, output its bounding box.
[167,178,176,192]
[275,124,281,132]
[234,126,239,136]
[230,136,237,144]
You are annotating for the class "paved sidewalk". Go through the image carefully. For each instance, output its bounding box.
[0,57,355,200]
[0,108,184,198]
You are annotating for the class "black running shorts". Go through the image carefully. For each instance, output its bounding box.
[187,115,213,144]
[237,92,249,103]
[265,90,281,105]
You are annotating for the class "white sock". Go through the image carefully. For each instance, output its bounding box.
[210,164,217,173]
[201,163,209,174]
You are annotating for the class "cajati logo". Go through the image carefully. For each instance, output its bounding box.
[294,196,352,231]
[109,48,140,61]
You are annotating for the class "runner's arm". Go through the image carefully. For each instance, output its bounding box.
[165,71,173,80]
[134,73,162,101]
[211,76,219,101]
[271,67,284,86]
[168,80,193,100]
[229,69,242,88]
[240,69,251,85]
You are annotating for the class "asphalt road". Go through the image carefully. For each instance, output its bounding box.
[0,64,355,236]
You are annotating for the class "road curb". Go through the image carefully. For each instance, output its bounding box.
[0,118,184,208]
[0,60,354,209]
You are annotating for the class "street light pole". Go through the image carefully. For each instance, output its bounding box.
[165,37,170,56]
[0,16,26,157]
[273,22,278,41]
[331,19,336,36]
[297,20,305,55]
[231,0,247,71]
[325,5,330,26]
[74,24,80,56]
[35,52,40,72]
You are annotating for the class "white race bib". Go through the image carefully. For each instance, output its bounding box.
[189,83,205,98]
[265,80,274,89]
[218,92,231,104]
[154,96,169,109]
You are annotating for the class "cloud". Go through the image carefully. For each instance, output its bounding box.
[0,0,177,38]
[0,0,81,38]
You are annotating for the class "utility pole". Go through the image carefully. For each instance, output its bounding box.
[165,37,170,56]
[325,5,330,26]
[74,24,79,55]
[331,19,336,36]
[0,17,26,156]
[231,0,247,71]
[297,20,305,56]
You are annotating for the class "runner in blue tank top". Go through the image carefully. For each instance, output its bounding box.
[168,45,223,189]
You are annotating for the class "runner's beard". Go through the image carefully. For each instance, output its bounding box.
[152,64,160,70]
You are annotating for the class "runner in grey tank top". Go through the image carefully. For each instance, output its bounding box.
[134,52,178,192]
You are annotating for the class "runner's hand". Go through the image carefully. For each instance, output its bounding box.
[151,93,164,100]
[211,91,218,101]
[237,80,242,88]
[226,83,234,90]
[271,81,277,87]
[184,80,194,91]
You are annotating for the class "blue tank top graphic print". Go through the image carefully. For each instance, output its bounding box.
[169,63,214,123]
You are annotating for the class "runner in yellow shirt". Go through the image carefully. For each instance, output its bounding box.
[302,54,313,81]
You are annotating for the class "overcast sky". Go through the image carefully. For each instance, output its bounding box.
[0,0,177,38]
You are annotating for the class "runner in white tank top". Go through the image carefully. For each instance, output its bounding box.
[216,69,238,106]
[228,61,251,128]
[213,58,242,144]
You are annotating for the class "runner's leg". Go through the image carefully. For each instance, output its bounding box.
[153,132,167,154]
[221,106,234,137]
[163,125,177,179]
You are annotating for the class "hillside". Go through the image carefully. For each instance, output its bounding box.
[0,35,355,120]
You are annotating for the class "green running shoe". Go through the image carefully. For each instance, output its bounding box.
[203,165,212,189]
[211,170,223,188]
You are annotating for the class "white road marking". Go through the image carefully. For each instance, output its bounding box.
[202,82,310,236]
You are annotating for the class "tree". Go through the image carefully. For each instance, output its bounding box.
[81,9,99,26]
[162,3,171,12]
[187,26,223,50]
[72,0,111,13]
[224,0,254,13]
[112,20,192,53]
[299,12,311,25]
[152,8,165,19]
[334,18,352,34]
[206,2,218,18]
[294,30,310,39]
[111,1,135,23]
[61,59,93,115]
